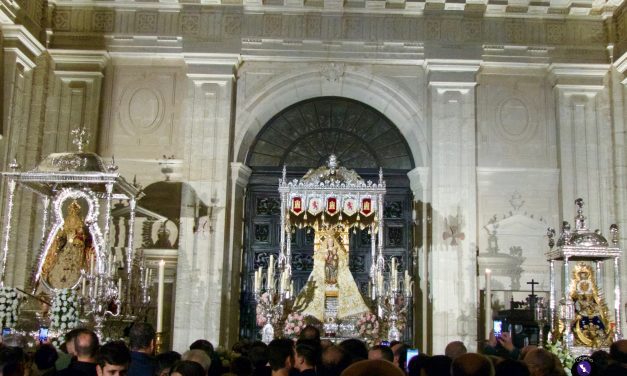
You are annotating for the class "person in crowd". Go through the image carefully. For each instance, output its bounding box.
[248,342,270,376]
[181,350,211,375]
[406,354,429,376]
[494,359,529,376]
[445,341,468,360]
[606,339,627,375]
[57,329,84,371]
[267,339,294,376]
[169,361,205,376]
[589,349,610,375]
[294,343,318,376]
[155,351,181,376]
[522,348,563,376]
[127,323,157,376]
[339,359,405,376]
[189,341,220,376]
[95,342,131,376]
[58,329,100,376]
[423,355,452,376]
[33,344,59,376]
[451,353,494,376]
[319,341,333,352]
[483,332,520,360]
[298,327,321,343]
[367,346,393,362]
[338,340,367,365]
[228,357,254,376]
[0,346,27,376]
[390,343,408,371]
[319,346,349,376]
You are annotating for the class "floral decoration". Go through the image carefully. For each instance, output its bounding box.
[545,341,575,375]
[255,292,281,327]
[283,312,306,338]
[0,286,20,328]
[50,289,80,332]
[356,311,380,344]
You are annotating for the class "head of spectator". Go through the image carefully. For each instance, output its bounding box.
[74,329,100,363]
[1,346,26,376]
[129,323,156,354]
[339,359,406,376]
[391,343,408,370]
[248,341,268,371]
[232,340,252,357]
[182,350,211,374]
[64,328,84,356]
[494,359,529,376]
[34,344,59,372]
[590,350,610,375]
[229,356,253,376]
[451,353,494,376]
[339,339,368,364]
[522,348,560,376]
[424,355,453,376]
[407,353,430,376]
[445,341,468,360]
[367,346,393,362]
[321,345,350,376]
[267,339,294,376]
[299,326,321,342]
[156,351,182,376]
[190,340,214,358]
[609,339,627,364]
[519,345,538,361]
[170,361,206,376]
[96,341,131,376]
[294,343,319,373]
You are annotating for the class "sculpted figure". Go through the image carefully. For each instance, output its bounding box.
[324,238,339,285]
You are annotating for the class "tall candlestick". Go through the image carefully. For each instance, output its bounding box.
[485,269,492,338]
[157,260,165,332]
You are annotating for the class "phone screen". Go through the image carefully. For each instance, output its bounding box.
[1,327,10,336]
[493,320,503,337]
[380,340,390,347]
[406,348,419,371]
[38,327,48,342]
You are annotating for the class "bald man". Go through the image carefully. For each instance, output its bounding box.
[445,341,467,360]
[451,353,494,376]
[58,329,100,376]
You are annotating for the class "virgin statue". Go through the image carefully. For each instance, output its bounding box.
[569,262,613,347]
[41,200,94,290]
[294,226,370,322]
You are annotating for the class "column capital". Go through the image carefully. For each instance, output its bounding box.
[407,167,430,200]
[1,24,45,70]
[548,63,609,90]
[48,50,109,73]
[230,162,252,189]
[616,53,627,82]
[184,53,241,80]
[424,59,480,86]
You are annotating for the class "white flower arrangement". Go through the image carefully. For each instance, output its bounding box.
[356,311,380,344]
[49,289,80,333]
[0,286,20,328]
[545,341,575,376]
[283,312,306,338]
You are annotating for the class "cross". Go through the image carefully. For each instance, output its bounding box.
[527,279,539,309]
[71,127,90,152]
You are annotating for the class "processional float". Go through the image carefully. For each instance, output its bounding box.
[546,198,622,356]
[0,129,154,340]
[253,155,412,344]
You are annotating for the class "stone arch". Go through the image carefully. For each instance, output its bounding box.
[234,66,428,167]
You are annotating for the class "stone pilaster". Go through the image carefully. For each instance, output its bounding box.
[172,55,239,351]
[550,65,613,233]
[426,61,479,352]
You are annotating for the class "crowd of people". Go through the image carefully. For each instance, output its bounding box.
[1,324,627,376]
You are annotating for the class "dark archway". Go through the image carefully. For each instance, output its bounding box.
[240,97,415,340]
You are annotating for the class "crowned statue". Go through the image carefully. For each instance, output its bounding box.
[569,262,613,347]
[40,200,94,290]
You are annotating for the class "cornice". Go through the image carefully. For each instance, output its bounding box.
[48,49,110,71]
[0,24,45,67]
[548,63,610,88]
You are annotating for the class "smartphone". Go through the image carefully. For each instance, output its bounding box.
[493,319,503,338]
[38,326,48,343]
[1,327,10,337]
[406,348,419,371]
[380,340,390,347]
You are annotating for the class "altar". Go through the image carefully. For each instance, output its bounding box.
[253,156,412,343]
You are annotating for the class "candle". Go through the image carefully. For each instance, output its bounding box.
[94,277,99,297]
[391,258,398,291]
[157,260,165,332]
[82,276,86,296]
[377,270,383,294]
[267,255,275,290]
[118,277,123,298]
[485,269,492,338]
[404,270,411,297]
[90,255,95,274]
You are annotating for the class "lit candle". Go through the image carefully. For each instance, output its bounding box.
[157,260,165,332]
[485,269,492,338]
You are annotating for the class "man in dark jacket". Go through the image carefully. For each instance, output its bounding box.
[127,323,157,376]
[58,329,100,376]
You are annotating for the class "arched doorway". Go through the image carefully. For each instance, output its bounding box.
[240,97,416,339]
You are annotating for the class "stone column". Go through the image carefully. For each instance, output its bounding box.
[550,65,613,231]
[172,55,239,351]
[426,61,479,353]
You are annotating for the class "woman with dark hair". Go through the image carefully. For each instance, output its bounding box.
[169,361,206,376]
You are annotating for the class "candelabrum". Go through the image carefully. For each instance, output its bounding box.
[253,255,293,344]
[534,298,548,347]
[83,273,122,339]
[559,298,575,350]
[375,257,412,342]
